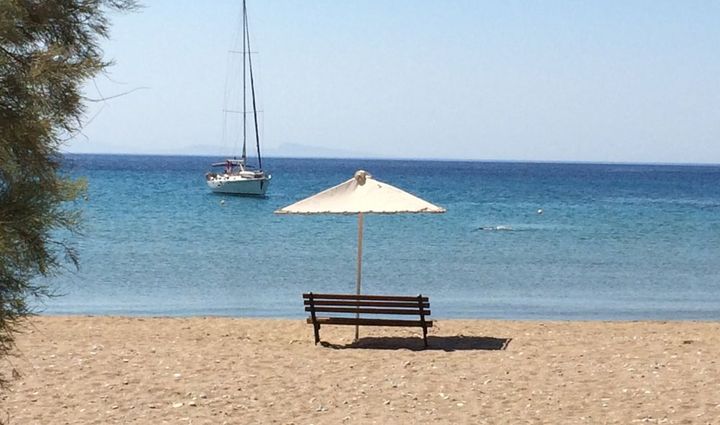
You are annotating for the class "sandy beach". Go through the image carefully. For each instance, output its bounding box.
[2,317,719,424]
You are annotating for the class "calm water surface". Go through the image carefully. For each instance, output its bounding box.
[41,154,720,320]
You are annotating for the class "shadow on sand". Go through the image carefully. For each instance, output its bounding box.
[321,335,512,352]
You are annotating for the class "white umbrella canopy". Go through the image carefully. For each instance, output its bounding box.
[275,170,445,215]
[275,170,445,340]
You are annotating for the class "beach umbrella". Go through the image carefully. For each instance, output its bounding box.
[275,170,445,340]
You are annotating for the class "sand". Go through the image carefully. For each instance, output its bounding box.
[1,316,719,424]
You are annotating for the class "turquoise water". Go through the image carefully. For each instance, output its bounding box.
[42,154,720,319]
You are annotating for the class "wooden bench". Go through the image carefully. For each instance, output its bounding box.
[303,293,433,348]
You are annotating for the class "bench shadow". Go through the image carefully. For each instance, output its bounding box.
[321,335,512,352]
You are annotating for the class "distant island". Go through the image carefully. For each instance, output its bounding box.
[66,142,373,159]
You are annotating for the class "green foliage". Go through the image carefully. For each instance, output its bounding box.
[0,0,137,388]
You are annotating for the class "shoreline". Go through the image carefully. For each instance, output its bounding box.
[34,311,720,322]
[3,316,720,424]
[29,312,720,322]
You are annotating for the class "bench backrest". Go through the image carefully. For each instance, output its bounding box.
[303,293,430,317]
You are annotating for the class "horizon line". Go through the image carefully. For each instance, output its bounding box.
[61,151,720,167]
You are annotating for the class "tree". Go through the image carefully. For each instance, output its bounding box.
[0,0,137,387]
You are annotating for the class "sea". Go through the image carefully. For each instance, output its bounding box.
[41,154,720,320]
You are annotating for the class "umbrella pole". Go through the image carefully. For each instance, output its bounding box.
[355,212,364,342]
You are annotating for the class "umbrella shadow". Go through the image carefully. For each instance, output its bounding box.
[321,335,512,352]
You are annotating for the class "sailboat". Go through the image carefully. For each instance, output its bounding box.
[206,0,271,196]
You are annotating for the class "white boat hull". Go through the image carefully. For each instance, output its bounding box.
[206,174,271,195]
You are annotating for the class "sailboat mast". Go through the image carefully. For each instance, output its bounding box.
[245,7,262,169]
[241,0,247,163]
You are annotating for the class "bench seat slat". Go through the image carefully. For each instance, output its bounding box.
[303,293,428,302]
[304,300,429,308]
[306,306,431,315]
[307,317,434,328]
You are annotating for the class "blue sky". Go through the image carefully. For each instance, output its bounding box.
[69,0,720,163]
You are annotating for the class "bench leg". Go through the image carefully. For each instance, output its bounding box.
[422,325,428,348]
[313,324,321,345]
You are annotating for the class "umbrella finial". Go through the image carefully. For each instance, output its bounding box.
[354,170,370,185]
